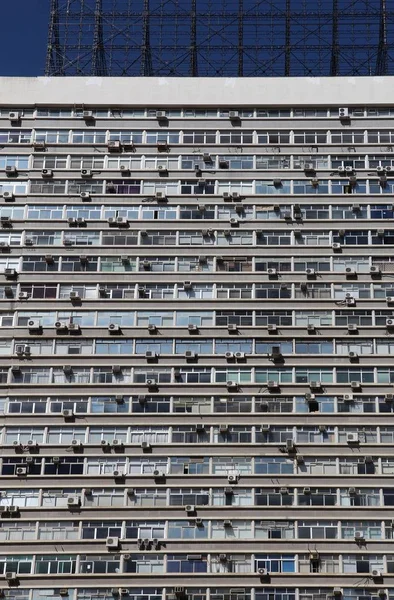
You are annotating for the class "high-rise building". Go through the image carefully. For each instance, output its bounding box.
[0,76,394,600]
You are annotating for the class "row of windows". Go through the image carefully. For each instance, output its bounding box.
[8,128,394,146]
[5,425,394,445]
[0,587,385,600]
[1,518,394,541]
[0,587,387,600]
[4,365,394,385]
[5,229,394,248]
[6,337,394,356]
[6,105,394,117]
[7,177,394,196]
[4,551,394,574]
[7,282,394,301]
[6,203,394,221]
[2,485,394,507]
[6,309,394,328]
[8,154,394,172]
[0,255,387,273]
[3,394,394,415]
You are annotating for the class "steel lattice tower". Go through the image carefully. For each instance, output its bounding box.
[45,0,394,77]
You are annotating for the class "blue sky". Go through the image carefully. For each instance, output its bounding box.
[0,0,48,76]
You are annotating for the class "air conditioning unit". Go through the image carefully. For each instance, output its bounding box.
[106,536,119,549]
[63,365,73,375]
[235,351,245,359]
[270,346,282,358]
[16,465,27,475]
[345,267,356,275]
[226,381,238,390]
[82,110,94,120]
[71,439,82,447]
[67,496,80,507]
[267,324,277,333]
[258,567,269,576]
[69,291,80,300]
[41,168,53,178]
[5,571,17,581]
[108,140,122,151]
[9,111,20,122]
[26,439,37,448]
[228,324,238,332]
[347,432,359,443]
[156,110,167,119]
[2,191,14,200]
[385,393,394,402]
[80,191,91,200]
[307,325,316,333]
[153,469,165,478]
[5,165,17,175]
[116,217,128,225]
[377,228,385,237]
[386,318,394,327]
[351,380,361,390]
[185,351,197,359]
[339,107,349,119]
[188,323,198,332]
[354,531,364,540]
[261,424,270,432]
[370,266,381,275]
[81,168,92,178]
[348,324,358,332]
[185,504,195,513]
[112,439,123,447]
[4,268,17,278]
[332,242,341,250]
[59,590,69,597]
[202,153,212,163]
[157,166,168,175]
[223,192,232,200]
[146,378,157,387]
[372,570,382,578]
[62,409,74,418]
[108,323,121,334]
[148,324,157,333]
[305,393,315,402]
[18,292,29,300]
[267,380,279,390]
[333,588,343,597]
[267,268,277,276]
[310,381,321,390]
[228,474,239,483]
[68,323,81,333]
[343,393,353,402]
[119,165,130,174]
[286,439,295,451]
[145,351,157,359]
[55,321,68,331]
[229,110,240,120]
[225,351,234,359]
[230,218,239,226]
[303,162,315,173]
[26,320,39,334]
[386,297,394,304]
[306,268,316,276]
[141,441,151,450]
[348,351,358,359]
[113,470,124,478]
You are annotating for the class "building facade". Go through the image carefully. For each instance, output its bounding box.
[0,77,394,600]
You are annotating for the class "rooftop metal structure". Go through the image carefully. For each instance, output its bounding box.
[46,0,394,77]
